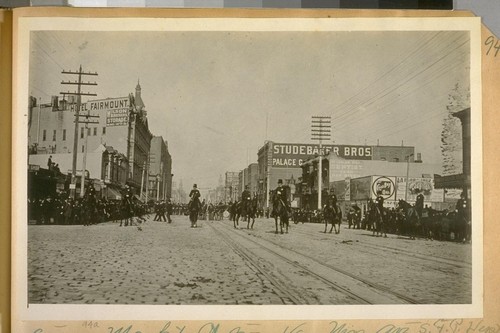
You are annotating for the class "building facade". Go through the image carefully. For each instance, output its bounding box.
[257,140,422,210]
[238,163,259,198]
[147,136,173,201]
[28,81,153,195]
[225,171,240,203]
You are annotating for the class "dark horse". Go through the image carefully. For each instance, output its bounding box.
[323,201,342,234]
[367,204,387,237]
[242,197,258,229]
[396,199,420,240]
[272,192,289,234]
[188,197,202,228]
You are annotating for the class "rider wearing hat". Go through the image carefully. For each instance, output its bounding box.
[189,184,201,201]
[275,179,289,209]
[375,191,384,215]
[241,185,251,202]
[415,193,424,218]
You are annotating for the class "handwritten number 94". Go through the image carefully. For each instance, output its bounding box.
[485,35,500,57]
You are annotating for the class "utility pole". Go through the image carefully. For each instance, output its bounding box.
[311,116,331,210]
[79,110,99,197]
[61,65,97,199]
[405,153,414,201]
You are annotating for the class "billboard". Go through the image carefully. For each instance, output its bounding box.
[350,176,372,201]
[395,177,444,203]
[271,143,372,168]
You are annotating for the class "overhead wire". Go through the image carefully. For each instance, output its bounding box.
[331,32,468,127]
[331,34,469,141]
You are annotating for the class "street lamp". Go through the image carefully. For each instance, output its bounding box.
[405,153,414,201]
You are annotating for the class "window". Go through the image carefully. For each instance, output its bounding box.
[102,127,106,135]
[80,127,84,139]
[87,128,91,136]
[82,145,85,153]
[52,130,56,141]
[62,129,66,141]
[93,127,97,136]
[42,130,46,141]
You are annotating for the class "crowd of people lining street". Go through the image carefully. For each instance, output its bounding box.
[28,174,471,243]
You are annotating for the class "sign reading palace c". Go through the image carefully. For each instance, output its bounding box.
[271,143,372,168]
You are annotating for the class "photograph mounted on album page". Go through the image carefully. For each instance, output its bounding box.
[11,7,487,332]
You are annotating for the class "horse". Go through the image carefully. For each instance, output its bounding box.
[240,197,252,223]
[244,198,258,229]
[271,193,289,234]
[396,199,421,240]
[323,202,342,234]
[228,201,240,228]
[367,205,387,237]
[188,197,202,228]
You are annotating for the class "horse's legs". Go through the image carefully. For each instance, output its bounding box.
[251,217,255,229]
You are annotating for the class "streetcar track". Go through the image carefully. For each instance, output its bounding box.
[291,226,472,269]
[209,223,304,304]
[211,223,373,304]
[211,221,419,304]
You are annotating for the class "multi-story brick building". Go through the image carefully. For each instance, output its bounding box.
[28,81,153,196]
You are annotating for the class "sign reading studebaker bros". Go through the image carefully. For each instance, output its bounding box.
[271,143,372,168]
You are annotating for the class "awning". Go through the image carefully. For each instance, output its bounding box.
[434,173,470,189]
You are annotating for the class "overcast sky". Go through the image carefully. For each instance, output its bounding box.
[29,29,470,189]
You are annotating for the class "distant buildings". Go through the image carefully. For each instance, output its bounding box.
[148,136,173,201]
[257,141,419,208]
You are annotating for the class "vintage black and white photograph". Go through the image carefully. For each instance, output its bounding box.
[13,16,482,320]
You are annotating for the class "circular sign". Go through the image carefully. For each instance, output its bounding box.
[371,176,395,199]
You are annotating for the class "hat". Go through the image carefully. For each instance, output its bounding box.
[193,184,197,188]
[278,179,283,184]
[245,185,249,189]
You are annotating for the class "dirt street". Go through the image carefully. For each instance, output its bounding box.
[28,216,472,305]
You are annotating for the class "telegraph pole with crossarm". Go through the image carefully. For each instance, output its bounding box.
[61,65,98,199]
[311,116,331,210]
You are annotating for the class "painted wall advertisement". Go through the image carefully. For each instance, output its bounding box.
[371,176,397,201]
[106,108,129,127]
[271,143,372,168]
[395,177,444,203]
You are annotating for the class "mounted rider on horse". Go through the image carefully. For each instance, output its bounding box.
[272,179,290,234]
[240,185,252,222]
[323,192,342,234]
[369,191,387,237]
[188,184,202,228]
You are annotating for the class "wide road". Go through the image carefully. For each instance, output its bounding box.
[28,215,472,305]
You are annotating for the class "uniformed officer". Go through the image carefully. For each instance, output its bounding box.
[275,179,288,205]
[415,193,424,218]
[241,185,251,202]
[189,184,201,200]
[189,184,201,209]
[456,192,470,220]
[375,191,384,214]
